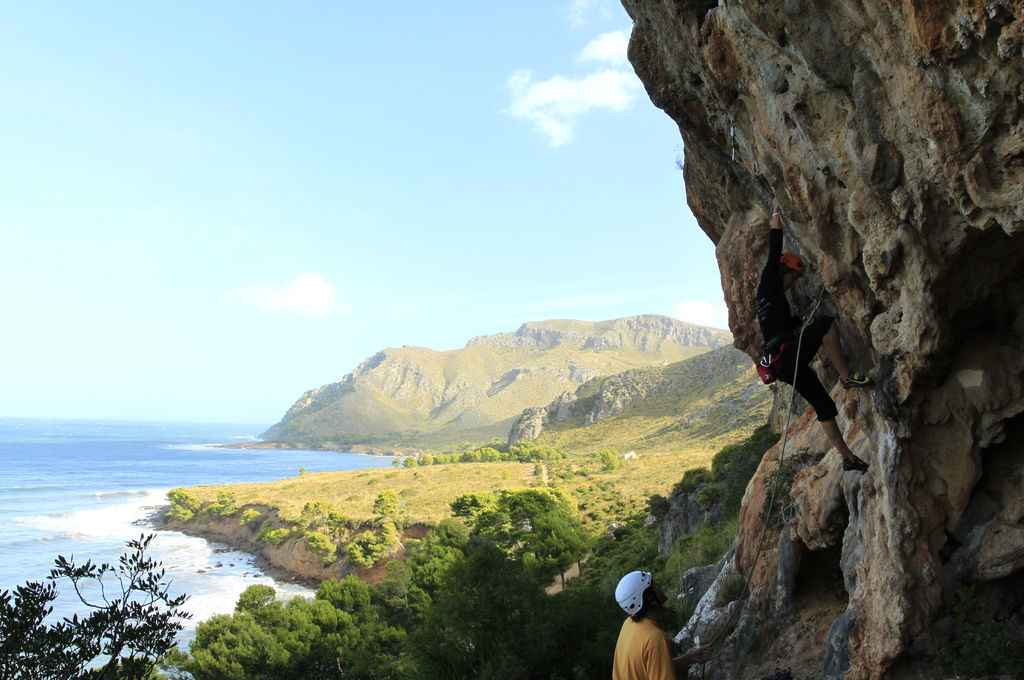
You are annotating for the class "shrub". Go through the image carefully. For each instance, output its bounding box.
[672,468,712,497]
[300,499,341,532]
[712,425,779,516]
[373,489,399,521]
[477,447,502,462]
[258,527,292,545]
[305,532,338,563]
[346,523,398,567]
[206,491,240,517]
[327,510,347,535]
[238,509,263,527]
[646,494,670,519]
[166,489,201,522]
[595,449,622,471]
[235,584,275,613]
[662,519,738,589]
[697,485,722,510]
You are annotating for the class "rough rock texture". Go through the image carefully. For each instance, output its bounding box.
[263,314,730,442]
[622,1,1024,677]
[508,406,547,446]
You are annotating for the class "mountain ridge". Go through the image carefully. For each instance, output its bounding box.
[261,314,733,444]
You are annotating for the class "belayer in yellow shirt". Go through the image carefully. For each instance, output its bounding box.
[612,571,712,679]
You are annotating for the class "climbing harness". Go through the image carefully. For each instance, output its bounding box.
[756,343,786,385]
[697,288,825,678]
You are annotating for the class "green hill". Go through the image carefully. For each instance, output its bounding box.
[512,346,771,454]
[262,315,734,448]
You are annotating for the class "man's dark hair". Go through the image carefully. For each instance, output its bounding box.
[629,584,660,622]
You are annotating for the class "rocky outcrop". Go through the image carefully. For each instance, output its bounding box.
[508,407,547,446]
[469,315,731,352]
[623,1,1024,678]
[658,483,725,555]
[162,510,349,586]
[263,315,731,443]
[506,346,770,446]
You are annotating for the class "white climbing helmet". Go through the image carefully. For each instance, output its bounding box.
[615,570,652,615]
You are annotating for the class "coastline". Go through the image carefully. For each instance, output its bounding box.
[216,440,424,458]
[147,500,427,588]
[149,505,349,587]
[143,506,323,588]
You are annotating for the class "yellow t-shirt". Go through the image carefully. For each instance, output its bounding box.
[611,617,675,680]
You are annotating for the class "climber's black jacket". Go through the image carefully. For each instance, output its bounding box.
[756,228,800,350]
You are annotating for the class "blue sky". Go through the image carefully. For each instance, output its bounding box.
[0,1,727,426]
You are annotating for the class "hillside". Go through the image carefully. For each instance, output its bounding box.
[510,346,772,453]
[261,314,732,447]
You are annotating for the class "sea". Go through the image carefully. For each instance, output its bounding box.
[0,418,396,646]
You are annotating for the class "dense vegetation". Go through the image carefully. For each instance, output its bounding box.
[156,428,783,679]
[163,487,610,680]
[3,428,782,679]
[0,535,189,680]
[9,425,1019,678]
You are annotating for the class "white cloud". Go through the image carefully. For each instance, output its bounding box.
[505,66,641,147]
[224,272,348,316]
[577,31,630,66]
[566,0,614,28]
[673,299,730,330]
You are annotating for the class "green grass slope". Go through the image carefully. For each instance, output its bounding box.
[531,347,771,455]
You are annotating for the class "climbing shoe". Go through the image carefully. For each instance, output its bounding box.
[842,456,869,472]
[842,371,875,389]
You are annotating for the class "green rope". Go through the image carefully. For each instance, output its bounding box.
[698,288,825,674]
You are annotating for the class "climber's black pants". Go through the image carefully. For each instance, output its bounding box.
[773,315,839,422]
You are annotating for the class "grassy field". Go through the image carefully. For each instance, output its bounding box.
[176,430,755,529]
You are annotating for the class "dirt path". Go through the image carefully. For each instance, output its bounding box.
[545,551,593,594]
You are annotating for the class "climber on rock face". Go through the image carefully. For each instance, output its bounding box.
[755,198,873,472]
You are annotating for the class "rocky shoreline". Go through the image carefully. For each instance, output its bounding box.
[148,505,350,587]
[148,502,426,588]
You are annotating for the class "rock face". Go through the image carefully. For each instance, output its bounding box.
[263,315,731,442]
[622,1,1024,678]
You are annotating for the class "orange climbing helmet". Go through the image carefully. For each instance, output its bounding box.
[779,252,805,277]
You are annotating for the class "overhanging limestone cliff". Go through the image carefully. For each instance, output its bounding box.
[622,1,1024,677]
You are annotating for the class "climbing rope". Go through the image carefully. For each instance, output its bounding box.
[697,287,826,676]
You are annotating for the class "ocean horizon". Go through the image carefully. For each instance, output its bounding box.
[0,417,397,646]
